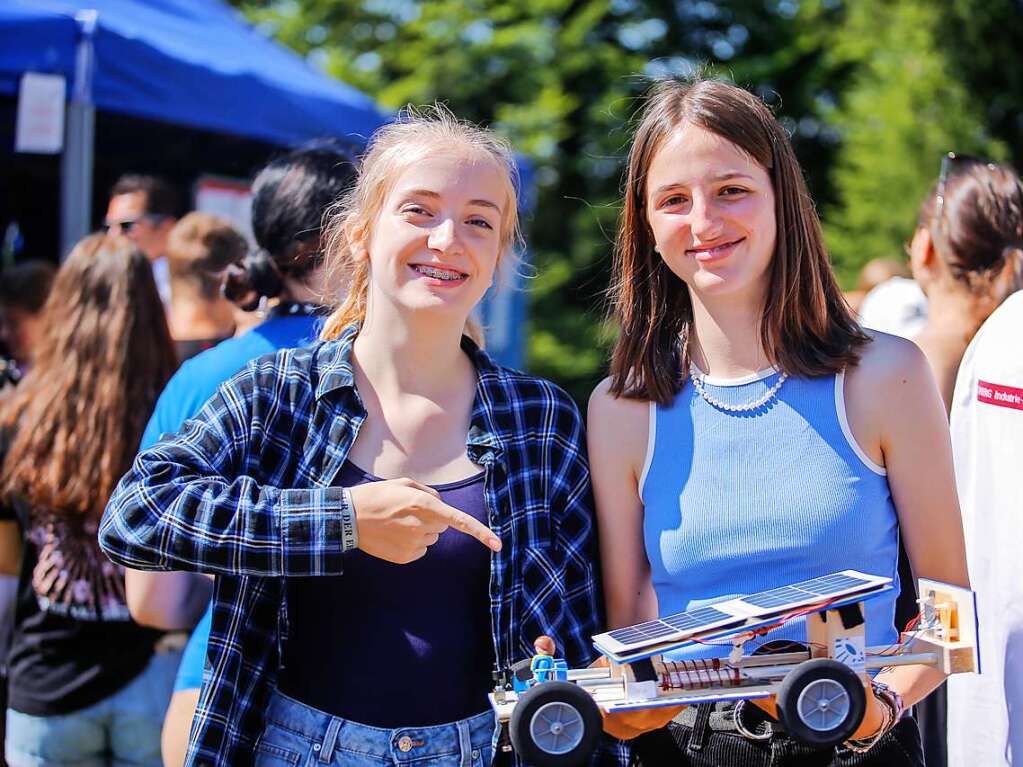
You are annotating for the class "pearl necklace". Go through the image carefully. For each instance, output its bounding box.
[688,365,788,413]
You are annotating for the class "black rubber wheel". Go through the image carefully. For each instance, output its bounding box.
[509,680,602,767]
[776,658,867,748]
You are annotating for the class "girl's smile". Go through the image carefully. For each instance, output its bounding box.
[408,263,470,284]
[686,237,746,263]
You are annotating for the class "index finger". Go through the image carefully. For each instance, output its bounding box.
[424,498,502,552]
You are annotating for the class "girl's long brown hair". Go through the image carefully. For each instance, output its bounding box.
[0,234,177,519]
[609,77,869,404]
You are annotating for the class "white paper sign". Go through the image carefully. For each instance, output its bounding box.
[195,176,254,244]
[16,73,66,154]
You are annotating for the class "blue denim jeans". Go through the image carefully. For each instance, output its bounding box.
[255,689,497,767]
[4,648,182,767]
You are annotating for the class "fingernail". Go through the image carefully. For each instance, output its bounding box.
[489,537,502,551]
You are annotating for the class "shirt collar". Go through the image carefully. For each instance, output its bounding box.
[314,323,359,400]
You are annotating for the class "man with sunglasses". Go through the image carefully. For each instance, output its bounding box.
[104,174,180,305]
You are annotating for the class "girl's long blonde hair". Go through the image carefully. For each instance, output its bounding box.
[320,105,523,344]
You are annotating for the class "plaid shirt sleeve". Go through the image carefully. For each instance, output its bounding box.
[528,384,631,767]
[99,358,349,578]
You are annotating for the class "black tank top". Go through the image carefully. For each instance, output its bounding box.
[278,460,495,727]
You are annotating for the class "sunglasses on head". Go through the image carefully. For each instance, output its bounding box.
[933,151,997,239]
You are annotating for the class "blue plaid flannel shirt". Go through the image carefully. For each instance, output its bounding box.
[100,326,629,766]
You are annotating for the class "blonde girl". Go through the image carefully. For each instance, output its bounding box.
[100,109,622,767]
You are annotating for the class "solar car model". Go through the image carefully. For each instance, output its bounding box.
[489,570,979,767]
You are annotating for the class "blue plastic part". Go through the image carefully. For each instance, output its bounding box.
[512,656,569,692]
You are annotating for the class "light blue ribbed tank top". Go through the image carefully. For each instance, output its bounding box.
[640,368,900,660]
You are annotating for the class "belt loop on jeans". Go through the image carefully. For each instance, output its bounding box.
[687,703,712,752]
[458,718,473,767]
[319,716,342,763]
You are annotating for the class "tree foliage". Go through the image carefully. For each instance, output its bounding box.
[823,0,1011,285]
[228,0,1023,402]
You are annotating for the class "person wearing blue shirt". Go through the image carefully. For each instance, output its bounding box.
[123,143,356,767]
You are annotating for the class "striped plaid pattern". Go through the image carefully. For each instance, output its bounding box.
[100,326,628,766]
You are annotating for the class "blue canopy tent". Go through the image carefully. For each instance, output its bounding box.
[0,0,387,253]
[0,0,387,146]
[0,0,526,366]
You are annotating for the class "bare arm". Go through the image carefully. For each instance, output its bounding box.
[846,333,970,707]
[125,569,212,631]
[587,379,657,629]
[588,380,680,740]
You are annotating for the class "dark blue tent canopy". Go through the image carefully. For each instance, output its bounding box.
[0,0,526,367]
[0,0,387,147]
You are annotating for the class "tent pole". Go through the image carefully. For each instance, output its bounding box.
[60,10,98,259]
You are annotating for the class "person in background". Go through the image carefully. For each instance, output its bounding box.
[0,234,178,767]
[0,261,56,385]
[856,273,928,339]
[907,153,1023,412]
[902,155,1023,767]
[164,212,247,363]
[0,260,55,766]
[122,143,357,767]
[844,257,910,315]
[946,288,1023,767]
[104,174,180,306]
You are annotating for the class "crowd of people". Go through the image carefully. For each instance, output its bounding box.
[0,76,1019,767]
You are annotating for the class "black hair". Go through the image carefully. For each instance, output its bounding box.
[0,260,57,313]
[110,174,181,218]
[223,141,357,310]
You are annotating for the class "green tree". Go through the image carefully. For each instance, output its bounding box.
[823,0,1008,286]
[230,0,844,400]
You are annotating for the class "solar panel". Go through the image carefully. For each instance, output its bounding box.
[801,573,868,595]
[606,605,740,647]
[742,586,808,609]
[593,570,891,656]
[731,572,885,615]
[662,606,733,631]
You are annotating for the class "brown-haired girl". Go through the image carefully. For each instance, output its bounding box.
[908,154,1023,412]
[588,77,969,765]
[101,108,624,767]
[0,234,177,766]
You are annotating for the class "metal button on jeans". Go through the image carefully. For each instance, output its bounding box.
[397,735,413,752]
[472,749,480,760]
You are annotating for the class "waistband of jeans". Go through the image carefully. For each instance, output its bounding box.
[266,688,496,749]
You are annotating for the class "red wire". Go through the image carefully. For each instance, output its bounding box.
[688,597,842,647]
